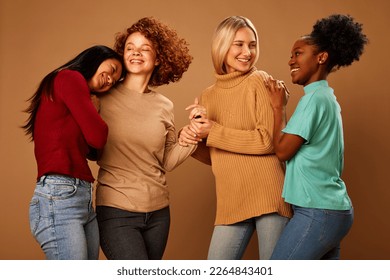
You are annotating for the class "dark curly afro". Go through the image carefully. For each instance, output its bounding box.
[114,17,193,87]
[307,14,368,72]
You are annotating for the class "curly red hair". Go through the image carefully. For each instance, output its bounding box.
[114,17,193,87]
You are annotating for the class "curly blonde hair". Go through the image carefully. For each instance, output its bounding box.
[114,17,193,87]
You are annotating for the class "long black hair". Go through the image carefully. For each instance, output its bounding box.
[22,45,124,140]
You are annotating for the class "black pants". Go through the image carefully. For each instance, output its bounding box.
[96,206,170,260]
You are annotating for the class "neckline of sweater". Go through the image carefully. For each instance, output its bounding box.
[214,67,257,89]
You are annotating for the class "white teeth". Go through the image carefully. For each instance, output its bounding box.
[291,68,299,73]
[237,58,250,62]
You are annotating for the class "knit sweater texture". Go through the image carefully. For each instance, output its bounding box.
[33,70,108,182]
[192,67,292,225]
[96,84,197,212]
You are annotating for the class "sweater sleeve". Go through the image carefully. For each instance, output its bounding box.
[205,71,274,155]
[56,70,108,149]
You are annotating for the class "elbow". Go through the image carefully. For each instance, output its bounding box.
[274,147,294,162]
[87,125,108,149]
[90,138,107,150]
[164,163,175,172]
[275,151,289,162]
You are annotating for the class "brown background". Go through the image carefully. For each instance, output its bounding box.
[0,0,389,260]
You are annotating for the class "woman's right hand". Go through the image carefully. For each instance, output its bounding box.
[179,97,212,146]
[179,124,202,146]
[264,76,290,109]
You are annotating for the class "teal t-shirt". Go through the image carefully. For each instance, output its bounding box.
[282,80,352,210]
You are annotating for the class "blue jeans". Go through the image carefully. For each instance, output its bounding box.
[207,213,289,260]
[270,205,354,260]
[29,175,99,260]
[96,206,170,260]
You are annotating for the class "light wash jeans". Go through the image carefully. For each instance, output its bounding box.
[29,175,99,260]
[270,205,354,260]
[207,213,289,260]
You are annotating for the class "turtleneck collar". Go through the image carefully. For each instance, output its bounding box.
[214,67,257,89]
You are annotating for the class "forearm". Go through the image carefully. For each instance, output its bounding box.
[206,122,273,155]
[272,107,287,159]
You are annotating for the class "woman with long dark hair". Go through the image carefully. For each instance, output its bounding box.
[23,45,124,259]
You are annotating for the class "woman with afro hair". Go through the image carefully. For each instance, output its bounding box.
[265,14,368,259]
[94,17,196,260]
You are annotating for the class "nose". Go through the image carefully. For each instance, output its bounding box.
[106,74,113,86]
[132,50,140,56]
[242,45,251,56]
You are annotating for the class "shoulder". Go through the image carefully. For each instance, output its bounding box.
[54,69,87,89]
[56,69,85,82]
[202,83,215,94]
[250,70,270,80]
[153,91,174,110]
[53,69,89,98]
[246,70,271,95]
[246,70,271,89]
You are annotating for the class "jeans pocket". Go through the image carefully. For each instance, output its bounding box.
[29,197,40,235]
[49,182,78,200]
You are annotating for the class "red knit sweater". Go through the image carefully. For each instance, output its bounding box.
[33,70,108,182]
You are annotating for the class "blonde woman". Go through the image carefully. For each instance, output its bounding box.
[180,16,292,259]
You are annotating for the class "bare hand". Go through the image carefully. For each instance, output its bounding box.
[90,94,100,112]
[189,115,212,139]
[179,125,201,146]
[185,97,207,119]
[264,77,290,109]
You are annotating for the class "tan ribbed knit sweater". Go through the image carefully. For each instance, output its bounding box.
[95,84,197,212]
[192,67,292,225]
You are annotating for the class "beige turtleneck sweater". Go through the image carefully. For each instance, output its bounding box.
[192,67,292,225]
[96,83,197,213]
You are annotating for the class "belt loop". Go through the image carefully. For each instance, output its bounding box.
[40,175,47,184]
[75,177,80,185]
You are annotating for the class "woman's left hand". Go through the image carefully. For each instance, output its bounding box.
[90,94,101,112]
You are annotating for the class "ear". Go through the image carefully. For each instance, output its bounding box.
[154,59,160,66]
[318,52,328,65]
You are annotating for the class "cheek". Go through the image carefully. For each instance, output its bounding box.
[89,74,102,91]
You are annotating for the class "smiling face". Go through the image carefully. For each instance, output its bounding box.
[123,32,159,76]
[288,38,327,86]
[224,27,257,74]
[88,58,123,93]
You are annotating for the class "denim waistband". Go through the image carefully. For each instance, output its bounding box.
[38,174,90,187]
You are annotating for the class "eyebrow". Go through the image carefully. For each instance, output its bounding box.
[126,42,152,48]
[233,40,256,44]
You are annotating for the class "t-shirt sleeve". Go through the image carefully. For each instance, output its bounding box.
[283,94,323,144]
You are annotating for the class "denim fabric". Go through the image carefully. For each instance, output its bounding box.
[270,205,354,260]
[96,206,170,260]
[207,213,289,260]
[29,175,99,260]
